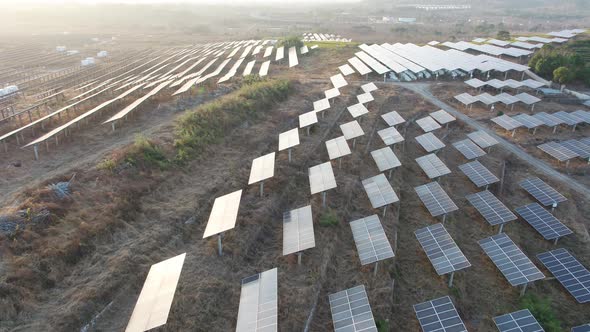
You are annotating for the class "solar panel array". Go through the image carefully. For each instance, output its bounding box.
[560,139,590,159]
[416,116,442,132]
[415,223,471,275]
[362,174,399,208]
[466,190,517,226]
[416,153,451,179]
[467,130,498,149]
[378,126,405,145]
[493,309,544,332]
[340,120,365,140]
[478,233,544,286]
[430,110,456,125]
[519,177,567,207]
[371,147,401,172]
[236,268,278,332]
[413,296,467,332]
[538,142,579,162]
[537,248,590,303]
[453,139,487,160]
[458,160,499,187]
[414,182,458,217]
[491,115,522,131]
[348,103,370,118]
[572,324,590,332]
[328,285,377,332]
[326,136,352,160]
[381,111,405,126]
[283,205,315,256]
[350,215,395,265]
[415,132,446,152]
[515,203,572,240]
[309,162,337,194]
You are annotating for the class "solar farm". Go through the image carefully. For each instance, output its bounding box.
[1,4,590,332]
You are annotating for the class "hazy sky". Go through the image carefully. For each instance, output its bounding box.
[8,0,360,4]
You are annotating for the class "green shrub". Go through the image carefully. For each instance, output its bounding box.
[97,158,116,173]
[376,319,389,332]
[319,209,338,227]
[553,66,574,84]
[279,35,304,49]
[174,79,292,163]
[497,30,511,40]
[126,135,170,170]
[520,294,562,332]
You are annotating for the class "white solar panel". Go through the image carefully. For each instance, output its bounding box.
[299,111,318,128]
[415,132,445,153]
[126,253,186,332]
[347,103,369,118]
[361,82,378,93]
[538,142,578,162]
[370,147,401,172]
[243,60,256,76]
[236,268,278,332]
[259,60,270,76]
[430,110,456,125]
[381,111,405,127]
[248,152,275,185]
[453,139,486,160]
[203,190,243,238]
[415,223,471,275]
[309,162,337,194]
[357,92,374,104]
[348,57,372,75]
[339,64,355,76]
[283,205,315,255]
[414,182,458,217]
[340,120,365,140]
[533,112,563,127]
[288,46,298,67]
[325,88,340,100]
[512,114,544,129]
[478,233,544,286]
[328,285,377,332]
[491,115,522,131]
[275,46,284,61]
[377,126,404,145]
[350,215,395,265]
[467,131,498,149]
[466,190,516,226]
[278,128,300,151]
[326,136,352,160]
[330,74,348,89]
[416,116,442,132]
[415,154,451,179]
[362,174,399,208]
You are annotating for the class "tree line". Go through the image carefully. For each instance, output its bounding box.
[529,40,590,85]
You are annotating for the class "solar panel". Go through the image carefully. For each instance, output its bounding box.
[355,51,389,74]
[519,177,567,207]
[340,120,365,140]
[331,74,348,89]
[467,131,498,149]
[415,223,471,275]
[458,160,499,187]
[453,139,486,160]
[288,46,299,67]
[491,115,522,131]
[347,103,369,118]
[430,110,456,125]
[553,111,584,126]
[283,205,315,255]
[381,111,405,126]
[416,133,446,153]
[243,60,256,76]
[378,126,404,145]
[339,64,355,76]
[493,309,544,332]
[537,248,590,303]
[126,253,186,332]
[533,112,563,127]
[413,296,467,332]
[416,116,442,133]
[515,203,572,240]
[478,233,544,286]
[326,136,352,160]
[512,114,544,129]
[236,268,278,332]
[248,152,275,185]
[275,46,285,61]
[414,182,458,217]
[466,190,517,226]
[350,215,395,265]
[538,142,578,162]
[314,98,331,112]
[572,324,590,332]
[203,190,243,238]
[357,92,374,104]
[299,111,318,128]
[325,88,340,100]
[362,174,399,208]
[371,147,401,172]
[560,139,590,159]
[361,82,378,93]
[278,128,300,151]
[263,46,273,58]
[348,57,372,75]
[328,285,377,332]
[415,154,451,179]
[309,162,337,194]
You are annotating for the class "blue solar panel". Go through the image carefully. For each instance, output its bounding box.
[413,296,467,332]
[537,248,590,303]
[515,203,572,240]
[572,324,590,332]
[493,309,543,332]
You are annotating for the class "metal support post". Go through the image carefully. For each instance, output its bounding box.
[288,149,292,163]
[322,191,327,208]
[217,233,223,256]
[498,223,504,234]
[297,252,302,265]
[373,262,379,276]
[33,145,39,160]
[448,272,455,287]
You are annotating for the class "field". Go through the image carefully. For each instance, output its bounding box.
[1,2,590,332]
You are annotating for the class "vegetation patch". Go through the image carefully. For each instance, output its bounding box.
[174,78,292,162]
[520,293,562,332]
[529,39,590,85]
[319,209,339,227]
[279,35,304,49]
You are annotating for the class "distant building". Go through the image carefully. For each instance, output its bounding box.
[398,17,417,23]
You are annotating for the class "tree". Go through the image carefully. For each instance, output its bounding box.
[280,36,303,49]
[553,66,573,84]
[496,30,511,40]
